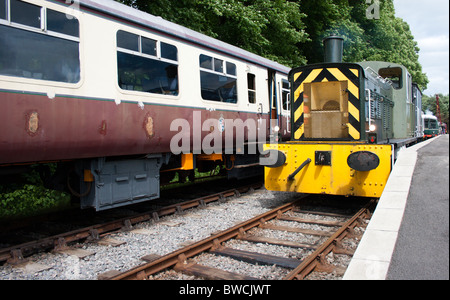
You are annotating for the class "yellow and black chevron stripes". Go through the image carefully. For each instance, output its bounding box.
[292,65,362,140]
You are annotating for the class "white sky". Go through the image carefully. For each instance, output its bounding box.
[394,0,449,96]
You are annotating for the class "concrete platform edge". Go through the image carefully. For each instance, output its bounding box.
[343,137,438,280]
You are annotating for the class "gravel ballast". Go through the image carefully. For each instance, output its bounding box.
[0,189,300,280]
[0,188,365,280]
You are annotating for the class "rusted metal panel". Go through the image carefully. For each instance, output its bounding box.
[0,91,275,165]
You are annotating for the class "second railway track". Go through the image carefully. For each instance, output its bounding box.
[0,182,262,265]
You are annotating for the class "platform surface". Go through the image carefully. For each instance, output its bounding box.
[343,135,449,280]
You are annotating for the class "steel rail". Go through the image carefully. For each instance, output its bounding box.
[109,200,300,280]
[283,199,375,280]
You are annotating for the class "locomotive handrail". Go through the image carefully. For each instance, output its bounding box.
[287,158,312,181]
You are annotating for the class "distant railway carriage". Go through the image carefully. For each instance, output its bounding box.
[0,0,291,211]
[261,36,423,198]
[422,115,440,138]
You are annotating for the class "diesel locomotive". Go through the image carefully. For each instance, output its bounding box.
[261,36,423,198]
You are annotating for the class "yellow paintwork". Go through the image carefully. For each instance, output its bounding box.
[181,153,195,170]
[264,142,392,198]
[83,169,94,182]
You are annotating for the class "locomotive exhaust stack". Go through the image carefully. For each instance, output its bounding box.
[323,35,344,63]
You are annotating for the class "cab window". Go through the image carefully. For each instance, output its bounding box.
[379,67,402,90]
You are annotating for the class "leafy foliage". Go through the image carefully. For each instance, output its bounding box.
[0,166,70,219]
[299,0,428,90]
[119,0,309,66]
[116,0,428,89]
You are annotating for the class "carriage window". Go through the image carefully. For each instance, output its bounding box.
[142,37,157,56]
[117,30,179,96]
[47,9,79,37]
[199,54,237,104]
[117,30,139,52]
[0,1,80,84]
[214,59,223,73]
[226,62,236,76]
[161,42,177,61]
[10,0,41,29]
[248,73,256,104]
[430,119,438,129]
[282,79,290,110]
[0,25,80,83]
[0,0,6,20]
[200,55,213,70]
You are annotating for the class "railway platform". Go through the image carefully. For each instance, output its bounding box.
[343,134,449,280]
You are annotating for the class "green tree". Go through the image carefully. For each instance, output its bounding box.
[297,0,428,89]
[349,0,428,90]
[116,0,428,89]
[118,0,308,67]
[298,0,367,63]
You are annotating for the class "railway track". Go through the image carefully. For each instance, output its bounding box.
[108,197,375,280]
[0,183,262,265]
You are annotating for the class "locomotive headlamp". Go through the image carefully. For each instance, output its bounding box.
[273,125,280,132]
[369,124,376,132]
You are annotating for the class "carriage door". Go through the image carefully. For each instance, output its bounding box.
[281,78,291,134]
[268,70,280,141]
